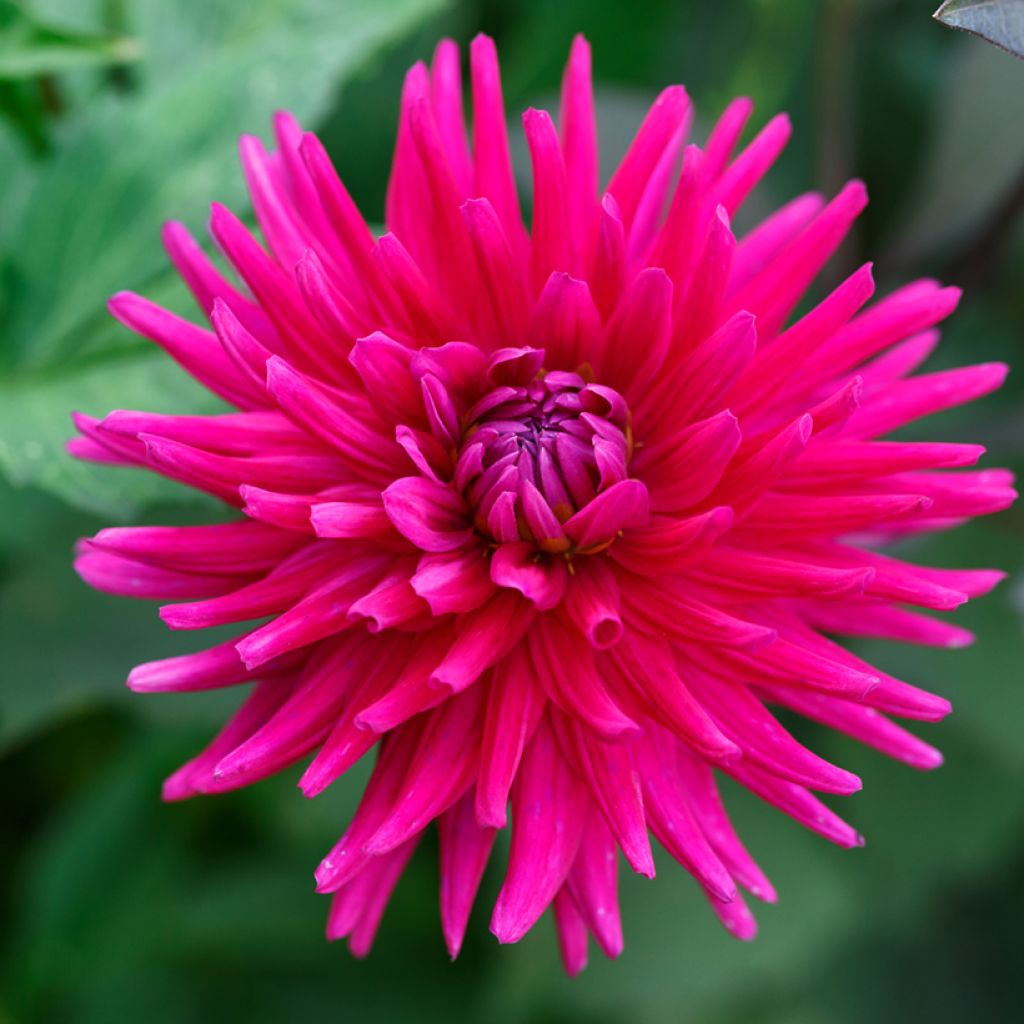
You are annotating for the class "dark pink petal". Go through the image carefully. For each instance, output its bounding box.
[382,477,473,552]
[603,633,739,762]
[438,790,497,959]
[672,204,735,350]
[553,890,590,977]
[686,670,862,795]
[75,550,244,601]
[607,85,690,232]
[634,730,736,900]
[430,590,535,693]
[349,332,423,426]
[209,203,344,384]
[529,614,639,741]
[814,281,961,383]
[849,363,1009,439]
[713,112,791,215]
[590,194,626,320]
[741,492,933,538]
[315,719,427,893]
[310,501,398,543]
[673,747,776,901]
[410,546,495,615]
[138,433,346,504]
[461,198,532,347]
[555,714,655,878]
[490,542,567,610]
[127,635,298,693]
[610,507,734,576]
[647,310,756,427]
[559,34,598,245]
[265,356,405,479]
[299,636,430,798]
[565,810,624,960]
[486,346,546,388]
[529,272,601,371]
[620,573,777,649]
[160,543,347,630]
[593,267,673,398]
[430,39,472,192]
[691,546,873,601]
[351,628,456,736]
[239,486,317,532]
[734,262,875,409]
[469,34,525,254]
[475,645,546,828]
[373,233,455,345]
[636,411,741,512]
[362,684,486,855]
[702,96,753,179]
[524,107,574,289]
[213,634,378,787]
[727,180,868,337]
[326,837,420,958]
[799,601,974,649]
[108,291,265,409]
[87,520,304,574]
[490,716,588,944]
[731,191,824,291]
[234,553,390,668]
[562,557,623,648]
[762,684,943,771]
[564,480,650,550]
[163,678,299,801]
[712,415,812,513]
[162,220,274,340]
[348,566,429,633]
[726,759,863,849]
[99,408,306,455]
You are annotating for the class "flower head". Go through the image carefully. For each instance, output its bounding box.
[72,34,1013,973]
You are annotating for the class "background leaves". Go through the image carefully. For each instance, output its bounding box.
[1,1,1022,1022]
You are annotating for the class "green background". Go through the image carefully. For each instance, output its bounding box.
[1,1,1022,1021]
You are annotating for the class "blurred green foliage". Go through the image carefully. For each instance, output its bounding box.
[0,1,1022,1021]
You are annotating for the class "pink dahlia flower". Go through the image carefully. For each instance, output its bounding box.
[72,35,1013,972]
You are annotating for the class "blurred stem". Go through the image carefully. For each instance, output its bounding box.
[947,164,1024,289]
[815,0,857,282]
[103,0,135,93]
[36,73,62,116]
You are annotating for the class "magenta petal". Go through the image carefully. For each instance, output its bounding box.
[382,477,473,552]
[438,791,496,959]
[564,480,650,549]
[490,542,568,610]
[490,717,588,944]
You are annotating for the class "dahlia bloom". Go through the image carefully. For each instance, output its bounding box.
[72,35,1013,973]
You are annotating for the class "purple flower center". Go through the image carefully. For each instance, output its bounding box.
[455,368,634,553]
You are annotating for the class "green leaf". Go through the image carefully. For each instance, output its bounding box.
[3,0,446,372]
[0,0,141,79]
[935,0,1024,59]
[0,352,222,517]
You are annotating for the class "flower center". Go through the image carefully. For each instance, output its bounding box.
[455,370,634,554]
